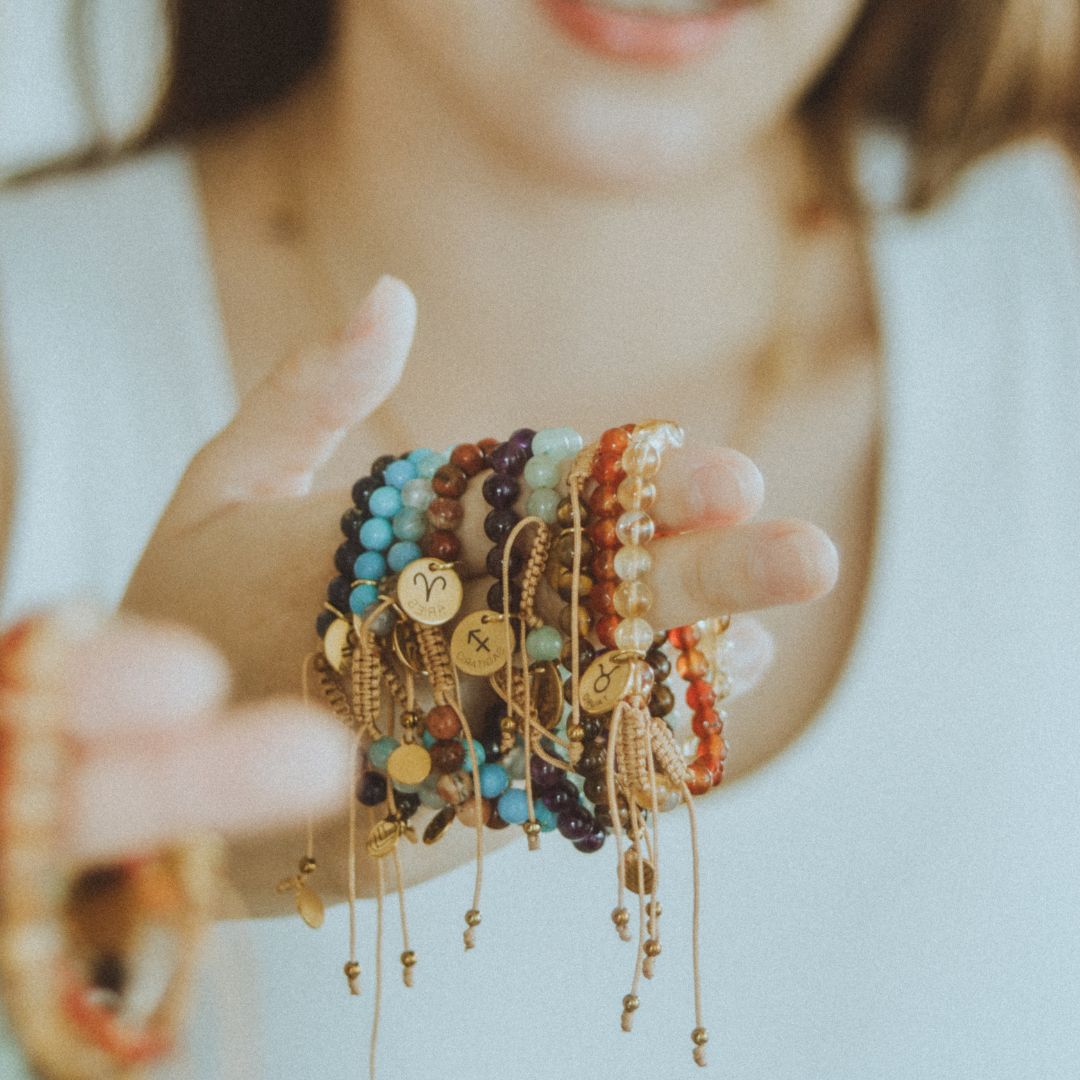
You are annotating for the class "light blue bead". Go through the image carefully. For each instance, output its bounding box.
[368,485,403,518]
[526,488,560,525]
[393,780,423,794]
[401,478,434,511]
[353,551,387,582]
[421,729,436,749]
[359,516,394,551]
[524,453,560,490]
[392,506,427,542]
[384,459,418,489]
[349,583,379,614]
[416,452,448,480]
[368,736,399,771]
[533,800,557,833]
[462,740,486,769]
[497,787,529,825]
[526,625,563,662]
[387,541,422,572]
[532,427,584,461]
[407,447,436,465]
[478,763,509,799]
[418,777,445,809]
[503,744,526,780]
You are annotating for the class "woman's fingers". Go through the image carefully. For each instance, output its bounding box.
[164,275,416,536]
[650,445,764,533]
[66,616,230,739]
[648,518,839,627]
[71,700,352,862]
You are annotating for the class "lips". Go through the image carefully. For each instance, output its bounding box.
[539,0,749,66]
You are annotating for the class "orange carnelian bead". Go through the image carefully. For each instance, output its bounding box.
[595,615,621,650]
[686,760,712,796]
[667,624,700,650]
[589,518,621,550]
[450,443,486,477]
[599,427,631,456]
[698,732,725,762]
[711,764,725,786]
[592,452,626,486]
[591,549,618,582]
[675,648,709,679]
[685,679,716,710]
[588,580,617,617]
[588,483,620,517]
[692,708,723,739]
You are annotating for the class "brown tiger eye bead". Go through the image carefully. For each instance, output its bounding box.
[583,774,608,804]
[559,636,595,673]
[427,496,464,531]
[553,529,593,569]
[578,744,608,777]
[587,483,620,518]
[430,739,466,774]
[645,646,671,680]
[457,796,493,828]
[555,497,590,529]
[425,705,462,741]
[554,566,592,602]
[648,682,675,718]
[432,464,468,498]
[422,529,461,562]
[450,442,485,477]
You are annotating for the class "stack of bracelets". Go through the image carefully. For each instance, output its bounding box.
[286,421,734,1073]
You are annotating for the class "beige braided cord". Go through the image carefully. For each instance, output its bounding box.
[567,444,596,766]
[346,728,363,995]
[606,700,632,942]
[620,795,650,1033]
[680,781,708,1068]
[641,717,662,981]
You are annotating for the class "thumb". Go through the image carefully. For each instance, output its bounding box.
[164,274,415,535]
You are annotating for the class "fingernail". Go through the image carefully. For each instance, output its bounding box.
[346,274,396,340]
[751,527,838,601]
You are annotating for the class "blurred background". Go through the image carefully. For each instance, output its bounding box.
[0,1,166,177]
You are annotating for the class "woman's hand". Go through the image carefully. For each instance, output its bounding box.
[122,273,837,910]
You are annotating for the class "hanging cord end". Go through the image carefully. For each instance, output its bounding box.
[463,908,481,951]
[344,960,362,996]
[691,1027,709,1067]
[643,938,661,979]
[612,907,632,942]
[524,820,541,852]
[400,950,417,988]
[621,994,640,1033]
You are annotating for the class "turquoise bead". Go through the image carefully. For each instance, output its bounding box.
[401,478,434,511]
[461,740,487,769]
[368,736,399,771]
[387,541,422,572]
[526,625,563,662]
[416,451,448,480]
[533,800,557,832]
[349,583,379,614]
[359,516,394,551]
[407,447,436,465]
[353,550,387,581]
[368,485,402,518]
[384,459,418,488]
[478,763,509,799]
[421,729,436,749]
[532,427,584,461]
[526,488,560,525]
[392,506,427,542]
[524,453,560,490]
[497,787,529,825]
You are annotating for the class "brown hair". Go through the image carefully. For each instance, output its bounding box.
[42,0,1080,209]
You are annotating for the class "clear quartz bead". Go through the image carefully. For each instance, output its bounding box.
[621,441,662,479]
[613,544,652,581]
[617,475,657,512]
[616,510,655,547]
[614,579,654,619]
[614,617,655,655]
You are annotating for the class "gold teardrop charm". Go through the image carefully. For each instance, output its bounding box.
[366,817,401,859]
[623,850,655,896]
[295,881,326,928]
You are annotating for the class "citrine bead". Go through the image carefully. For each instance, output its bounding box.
[617,474,657,512]
[613,579,653,619]
[621,441,662,479]
[613,544,652,581]
[615,509,655,547]
[613,617,654,655]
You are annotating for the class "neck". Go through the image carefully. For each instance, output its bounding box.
[249,10,871,441]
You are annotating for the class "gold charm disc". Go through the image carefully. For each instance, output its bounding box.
[579,653,632,715]
[396,559,463,625]
[322,617,351,674]
[387,744,432,786]
[450,610,510,677]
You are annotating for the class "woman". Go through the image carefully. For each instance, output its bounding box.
[1,1,1078,1076]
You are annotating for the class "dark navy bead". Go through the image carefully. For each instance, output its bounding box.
[351,475,381,511]
[370,454,397,483]
[645,646,671,680]
[484,507,520,544]
[340,507,367,540]
[393,791,421,819]
[357,770,388,806]
[486,580,522,613]
[315,609,336,638]
[482,473,519,509]
[335,540,363,578]
[485,543,523,580]
[327,575,352,613]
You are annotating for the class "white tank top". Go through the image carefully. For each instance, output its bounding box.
[1,135,1078,1080]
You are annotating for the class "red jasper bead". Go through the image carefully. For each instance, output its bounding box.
[450,442,486,477]
[422,529,462,562]
[426,705,462,741]
[432,464,468,498]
